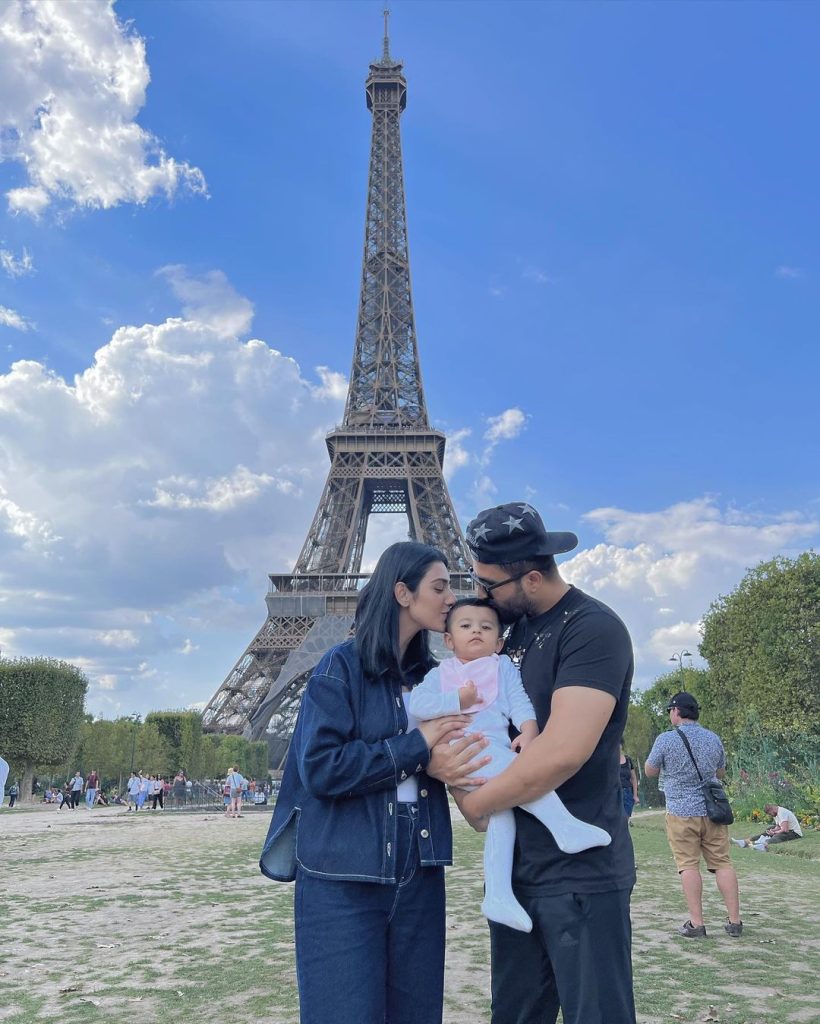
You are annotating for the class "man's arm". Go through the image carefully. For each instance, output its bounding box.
[460,686,615,819]
[644,735,663,778]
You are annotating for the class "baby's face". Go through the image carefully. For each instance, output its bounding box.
[445,606,504,661]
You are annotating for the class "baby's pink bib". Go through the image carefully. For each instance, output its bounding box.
[438,654,499,713]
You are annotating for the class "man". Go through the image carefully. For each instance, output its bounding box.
[70,771,84,809]
[85,768,100,809]
[457,502,636,1024]
[645,692,742,938]
[732,803,803,850]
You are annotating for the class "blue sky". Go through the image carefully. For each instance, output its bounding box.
[1,1,817,718]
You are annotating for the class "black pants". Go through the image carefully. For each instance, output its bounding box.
[8,794,16,807]
[71,791,81,808]
[151,791,164,810]
[490,888,636,1024]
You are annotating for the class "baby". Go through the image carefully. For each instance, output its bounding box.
[409,597,610,932]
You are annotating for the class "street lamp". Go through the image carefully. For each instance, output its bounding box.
[669,650,692,683]
[129,713,142,774]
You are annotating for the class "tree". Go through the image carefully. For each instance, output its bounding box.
[144,711,203,778]
[699,552,820,740]
[0,657,88,800]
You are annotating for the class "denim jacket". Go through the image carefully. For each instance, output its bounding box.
[260,639,453,884]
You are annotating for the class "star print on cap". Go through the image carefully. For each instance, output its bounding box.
[466,502,578,565]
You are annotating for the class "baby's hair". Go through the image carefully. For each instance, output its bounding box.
[444,597,502,634]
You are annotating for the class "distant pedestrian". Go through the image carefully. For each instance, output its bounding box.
[0,756,8,807]
[8,781,19,808]
[85,769,100,809]
[172,770,187,808]
[620,744,640,817]
[136,772,150,810]
[126,771,141,811]
[70,772,84,809]
[645,691,742,938]
[226,766,244,819]
[150,776,164,810]
[59,783,72,810]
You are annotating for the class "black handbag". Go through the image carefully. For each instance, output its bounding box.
[674,728,734,825]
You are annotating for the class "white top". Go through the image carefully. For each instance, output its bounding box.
[409,654,536,749]
[71,776,84,791]
[396,693,419,802]
[776,806,802,837]
[0,756,9,799]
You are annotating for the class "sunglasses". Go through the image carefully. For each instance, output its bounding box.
[467,568,530,595]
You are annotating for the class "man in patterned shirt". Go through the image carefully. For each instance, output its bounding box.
[645,692,742,938]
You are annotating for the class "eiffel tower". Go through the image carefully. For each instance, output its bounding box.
[202,14,471,760]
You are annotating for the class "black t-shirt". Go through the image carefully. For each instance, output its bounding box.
[503,585,636,896]
[619,758,634,789]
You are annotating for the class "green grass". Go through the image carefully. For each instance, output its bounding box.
[1,809,818,1023]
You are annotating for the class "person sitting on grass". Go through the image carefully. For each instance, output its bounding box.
[409,597,611,933]
[732,804,803,851]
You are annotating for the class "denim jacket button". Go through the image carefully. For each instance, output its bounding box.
[398,728,404,734]
[420,788,428,798]
[420,828,430,839]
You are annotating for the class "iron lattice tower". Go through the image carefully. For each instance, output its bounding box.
[202,16,470,759]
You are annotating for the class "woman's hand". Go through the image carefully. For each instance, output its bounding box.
[426,732,491,788]
[417,715,470,751]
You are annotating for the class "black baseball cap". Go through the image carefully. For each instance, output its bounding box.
[466,502,578,565]
[666,691,700,715]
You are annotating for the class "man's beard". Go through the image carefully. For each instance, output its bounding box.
[489,589,535,625]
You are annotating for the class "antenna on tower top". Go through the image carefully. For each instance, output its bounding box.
[382,9,391,61]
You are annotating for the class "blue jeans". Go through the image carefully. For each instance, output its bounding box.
[294,804,445,1024]
[85,788,96,808]
[622,789,635,817]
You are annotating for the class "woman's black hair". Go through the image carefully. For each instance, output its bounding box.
[355,540,448,683]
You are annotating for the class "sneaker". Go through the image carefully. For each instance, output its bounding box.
[724,920,743,938]
[678,920,707,938]
[730,838,747,848]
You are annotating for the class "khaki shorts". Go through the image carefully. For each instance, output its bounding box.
[665,813,732,873]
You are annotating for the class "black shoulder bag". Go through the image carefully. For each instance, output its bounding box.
[674,727,734,825]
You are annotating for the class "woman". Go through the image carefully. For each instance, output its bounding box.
[260,542,488,1024]
[620,743,640,817]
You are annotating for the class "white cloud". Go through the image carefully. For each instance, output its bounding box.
[0,246,34,277]
[563,497,819,687]
[443,427,472,480]
[96,630,138,649]
[0,1,206,216]
[0,267,345,709]
[470,475,498,503]
[774,265,804,279]
[484,407,526,444]
[312,366,348,401]
[142,465,290,512]
[481,407,527,466]
[0,305,34,331]
[96,674,118,691]
[158,266,251,340]
[523,266,554,285]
